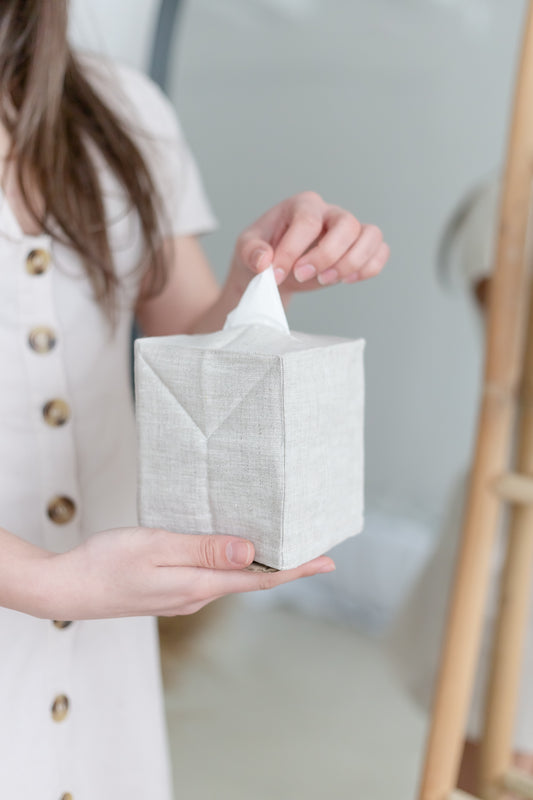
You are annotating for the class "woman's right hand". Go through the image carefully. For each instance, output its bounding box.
[30,528,335,621]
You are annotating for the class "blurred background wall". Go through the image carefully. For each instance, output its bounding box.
[69,0,527,628]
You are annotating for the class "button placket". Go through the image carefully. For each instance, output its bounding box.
[47,495,76,524]
[47,618,75,798]
[43,398,71,427]
[28,325,56,353]
[18,237,82,554]
[53,620,73,630]
[51,693,69,722]
[48,627,75,781]
[19,237,79,793]
[26,248,51,275]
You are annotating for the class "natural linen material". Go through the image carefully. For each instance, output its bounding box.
[135,266,365,570]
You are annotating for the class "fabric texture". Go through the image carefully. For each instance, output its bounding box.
[135,323,365,570]
[0,55,215,799]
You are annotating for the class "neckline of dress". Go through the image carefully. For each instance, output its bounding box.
[0,186,50,243]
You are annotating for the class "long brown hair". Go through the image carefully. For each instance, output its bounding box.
[0,0,167,312]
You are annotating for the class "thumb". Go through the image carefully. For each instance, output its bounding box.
[154,532,255,570]
[238,236,274,274]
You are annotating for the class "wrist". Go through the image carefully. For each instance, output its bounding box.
[0,547,58,618]
[26,552,70,620]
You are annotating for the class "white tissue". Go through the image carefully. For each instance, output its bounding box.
[223,265,290,334]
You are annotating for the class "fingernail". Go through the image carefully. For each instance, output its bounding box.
[342,273,360,284]
[274,268,286,284]
[251,249,268,271]
[318,561,336,574]
[226,541,253,566]
[294,263,317,282]
[317,268,339,286]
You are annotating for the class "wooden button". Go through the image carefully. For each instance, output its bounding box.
[51,694,69,722]
[28,326,56,354]
[60,794,73,800]
[43,399,70,427]
[25,249,51,275]
[47,496,76,525]
[52,620,72,630]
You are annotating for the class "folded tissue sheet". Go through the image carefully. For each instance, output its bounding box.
[135,266,365,570]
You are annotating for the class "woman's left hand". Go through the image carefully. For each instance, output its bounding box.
[228,191,390,298]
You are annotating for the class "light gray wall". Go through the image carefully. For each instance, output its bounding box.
[70,0,527,530]
[169,0,525,526]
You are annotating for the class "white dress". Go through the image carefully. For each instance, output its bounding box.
[0,58,216,799]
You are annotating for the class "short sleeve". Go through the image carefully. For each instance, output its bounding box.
[83,57,218,240]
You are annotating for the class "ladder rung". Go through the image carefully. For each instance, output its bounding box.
[493,472,533,504]
[502,767,533,799]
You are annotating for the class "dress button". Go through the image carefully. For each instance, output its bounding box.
[47,496,76,525]
[53,620,72,629]
[51,694,69,722]
[42,399,70,427]
[28,326,56,354]
[25,248,51,275]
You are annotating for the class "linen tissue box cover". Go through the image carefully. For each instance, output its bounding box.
[135,266,365,570]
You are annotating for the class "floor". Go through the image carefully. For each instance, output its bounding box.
[159,598,426,800]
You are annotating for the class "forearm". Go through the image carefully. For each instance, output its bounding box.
[0,527,55,617]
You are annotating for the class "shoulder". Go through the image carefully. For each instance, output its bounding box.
[77,52,183,143]
[75,52,217,240]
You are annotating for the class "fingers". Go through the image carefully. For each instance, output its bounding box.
[151,530,255,571]
[236,235,274,275]
[270,192,325,284]
[199,554,336,599]
[152,541,335,617]
[234,192,389,289]
[292,223,387,287]
[269,197,387,287]
[334,226,385,282]
[351,241,390,282]
[292,208,362,283]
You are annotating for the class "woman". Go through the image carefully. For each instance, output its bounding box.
[0,2,389,797]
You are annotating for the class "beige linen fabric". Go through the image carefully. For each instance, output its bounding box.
[135,323,365,570]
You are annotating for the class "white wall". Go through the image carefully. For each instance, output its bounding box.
[171,0,526,528]
[69,0,527,532]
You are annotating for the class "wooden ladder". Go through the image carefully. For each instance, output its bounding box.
[418,3,533,799]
